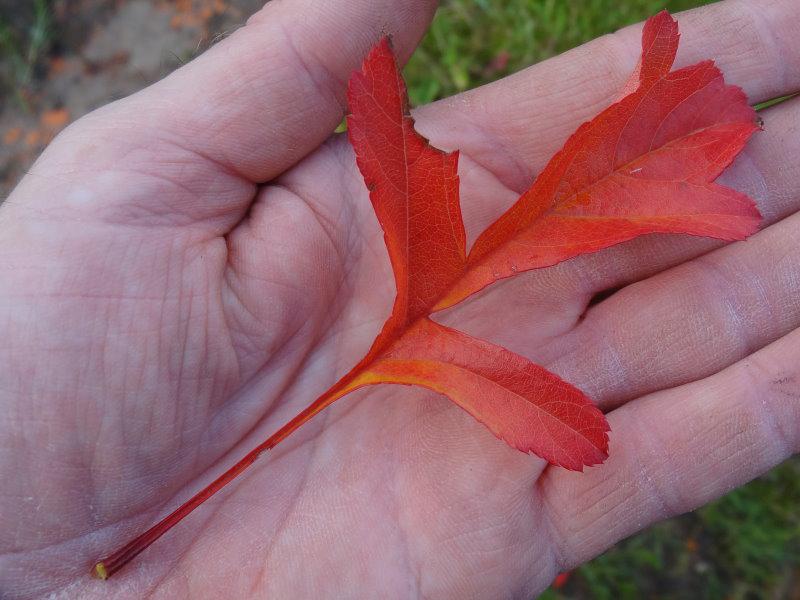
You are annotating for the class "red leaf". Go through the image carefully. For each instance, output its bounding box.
[617,10,679,97]
[341,38,609,469]
[360,319,609,469]
[436,11,759,309]
[337,12,760,468]
[347,38,466,336]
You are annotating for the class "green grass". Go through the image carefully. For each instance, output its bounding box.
[404,0,716,105]
[405,1,800,598]
[544,459,800,599]
[0,0,52,110]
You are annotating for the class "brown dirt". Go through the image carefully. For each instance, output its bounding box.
[0,0,264,199]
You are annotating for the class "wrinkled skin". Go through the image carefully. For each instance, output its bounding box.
[1,1,799,598]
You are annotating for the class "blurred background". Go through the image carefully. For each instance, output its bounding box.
[0,0,798,597]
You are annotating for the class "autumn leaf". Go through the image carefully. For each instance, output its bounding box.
[93,11,760,579]
[437,10,760,308]
[345,40,466,337]
[359,319,610,470]
[342,37,609,469]
[617,9,680,98]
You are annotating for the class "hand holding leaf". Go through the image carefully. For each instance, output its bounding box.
[92,11,761,579]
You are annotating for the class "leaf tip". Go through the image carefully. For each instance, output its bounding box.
[369,35,396,66]
[647,9,679,35]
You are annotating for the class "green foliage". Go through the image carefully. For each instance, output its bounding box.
[0,0,52,110]
[404,1,800,597]
[755,94,798,112]
[404,0,714,105]
[556,459,800,599]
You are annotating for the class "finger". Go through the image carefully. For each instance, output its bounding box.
[138,0,437,182]
[414,0,800,299]
[549,203,800,409]
[450,98,800,390]
[417,0,800,193]
[537,327,800,571]
[512,94,800,303]
[17,0,436,227]
[540,99,800,407]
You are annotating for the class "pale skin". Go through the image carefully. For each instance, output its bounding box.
[1,0,799,597]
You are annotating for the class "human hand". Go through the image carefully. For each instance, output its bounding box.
[1,0,798,597]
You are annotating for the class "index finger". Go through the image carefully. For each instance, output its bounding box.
[12,0,438,230]
[538,326,800,571]
[136,0,437,182]
[416,0,800,193]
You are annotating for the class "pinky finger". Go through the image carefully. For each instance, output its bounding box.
[537,327,800,569]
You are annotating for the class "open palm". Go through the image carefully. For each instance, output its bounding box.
[2,1,799,597]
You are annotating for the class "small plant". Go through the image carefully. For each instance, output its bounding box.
[0,0,52,111]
